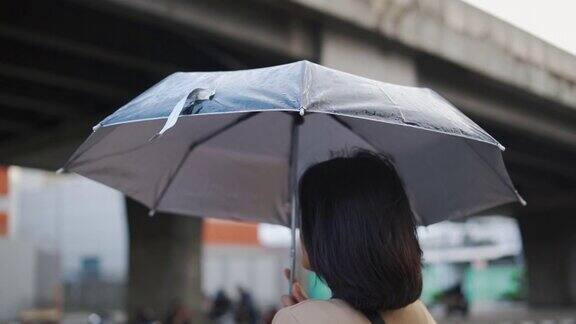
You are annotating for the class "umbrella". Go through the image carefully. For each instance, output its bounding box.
[60,60,524,286]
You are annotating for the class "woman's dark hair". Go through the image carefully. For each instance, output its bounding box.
[299,150,423,314]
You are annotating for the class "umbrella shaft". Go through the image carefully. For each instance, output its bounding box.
[290,191,297,294]
[288,114,301,295]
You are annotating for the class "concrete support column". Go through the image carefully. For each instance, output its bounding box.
[320,27,417,86]
[518,205,576,307]
[126,198,203,322]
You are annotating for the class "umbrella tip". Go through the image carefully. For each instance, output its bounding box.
[517,192,527,206]
[299,108,305,116]
[92,123,102,132]
[148,209,156,217]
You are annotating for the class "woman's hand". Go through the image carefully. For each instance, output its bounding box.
[281,268,309,307]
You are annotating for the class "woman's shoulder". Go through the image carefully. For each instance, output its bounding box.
[272,299,367,324]
[272,299,436,324]
[385,300,436,324]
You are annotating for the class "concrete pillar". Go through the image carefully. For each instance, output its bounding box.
[320,27,417,86]
[125,198,203,322]
[518,204,576,307]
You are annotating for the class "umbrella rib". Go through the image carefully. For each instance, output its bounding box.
[462,138,525,205]
[149,111,260,215]
[67,141,154,170]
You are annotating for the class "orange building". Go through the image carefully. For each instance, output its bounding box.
[202,218,260,246]
[0,166,8,236]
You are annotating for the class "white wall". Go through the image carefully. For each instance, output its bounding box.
[9,167,127,281]
[0,239,36,320]
[202,245,288,309]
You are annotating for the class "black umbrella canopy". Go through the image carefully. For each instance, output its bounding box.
[63,60,524,226]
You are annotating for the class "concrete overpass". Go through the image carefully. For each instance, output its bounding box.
[1,0,575,317]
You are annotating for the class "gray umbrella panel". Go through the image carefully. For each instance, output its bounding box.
[66,61,523,226]
[98,61,498,148]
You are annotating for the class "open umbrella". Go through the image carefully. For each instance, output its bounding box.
[60,60,524,286]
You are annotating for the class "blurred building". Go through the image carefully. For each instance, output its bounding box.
[8,167,127,281]
[202,219,289,310]
[418,216,522,264]
[418,216,525,314]
[0,167,61,320]
[0,166,126,319]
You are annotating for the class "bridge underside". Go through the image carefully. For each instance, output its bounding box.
[0,0,295,169]
[1,0,575,313]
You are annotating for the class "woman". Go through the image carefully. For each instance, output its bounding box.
[273,151,436,324]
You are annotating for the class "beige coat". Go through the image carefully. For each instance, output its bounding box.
[272,299,436,324]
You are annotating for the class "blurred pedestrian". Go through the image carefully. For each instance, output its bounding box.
[165,302,192,324]
[134,307,157,324]
[442,284,469,317]
[208,290,233,324]
[234,287,258,324]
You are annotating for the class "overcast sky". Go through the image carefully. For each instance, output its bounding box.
[462,0,576,55]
